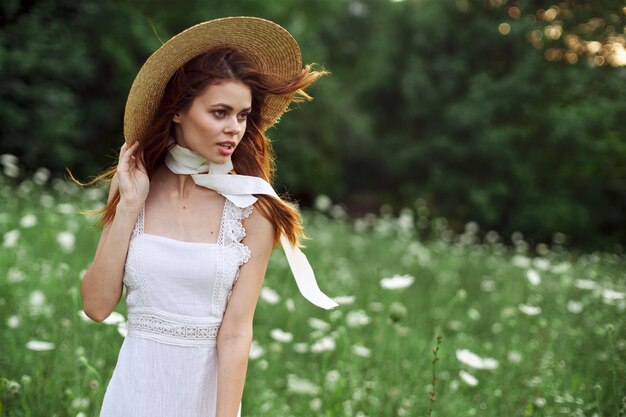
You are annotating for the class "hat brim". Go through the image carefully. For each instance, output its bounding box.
[123,16,302,145]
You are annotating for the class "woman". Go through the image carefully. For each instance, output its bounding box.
[80,17,337,417]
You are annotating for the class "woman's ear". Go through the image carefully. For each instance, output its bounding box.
[172,113,181,123]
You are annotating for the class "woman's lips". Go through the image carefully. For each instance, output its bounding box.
[217,141,236,156]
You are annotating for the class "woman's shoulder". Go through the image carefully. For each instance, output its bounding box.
[242,202,275,240]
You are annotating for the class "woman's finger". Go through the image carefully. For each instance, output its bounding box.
[119,142,139,170]
[136,147,147,173]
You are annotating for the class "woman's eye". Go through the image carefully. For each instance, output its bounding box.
[238,112,250,121]
[213,110,226,118]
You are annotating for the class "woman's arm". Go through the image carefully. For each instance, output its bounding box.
[81,142,149,322]
[215,206,275,417]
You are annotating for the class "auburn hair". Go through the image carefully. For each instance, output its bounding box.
[89,47,326,246]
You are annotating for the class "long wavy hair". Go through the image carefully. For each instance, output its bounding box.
[89,47,326,246]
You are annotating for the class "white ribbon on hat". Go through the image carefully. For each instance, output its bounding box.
[165,143,338,310]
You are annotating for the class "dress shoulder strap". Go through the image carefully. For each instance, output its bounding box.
[217,200,253,249]
[212,200,253,317]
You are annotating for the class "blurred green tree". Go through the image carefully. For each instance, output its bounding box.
[0,0,624,250]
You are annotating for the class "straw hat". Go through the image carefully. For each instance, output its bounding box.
[123,16,302,145]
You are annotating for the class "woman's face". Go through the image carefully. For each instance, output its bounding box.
[173,80,252,164]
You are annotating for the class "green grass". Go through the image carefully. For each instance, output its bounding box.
[0,173,624,417]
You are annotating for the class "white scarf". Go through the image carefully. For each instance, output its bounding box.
[165,143,337,310]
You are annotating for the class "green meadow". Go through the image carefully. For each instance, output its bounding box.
[1,172,624,417]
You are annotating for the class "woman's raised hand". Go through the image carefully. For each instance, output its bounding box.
[116,142,150,212]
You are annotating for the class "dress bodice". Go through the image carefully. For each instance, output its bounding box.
[122,200,252,346]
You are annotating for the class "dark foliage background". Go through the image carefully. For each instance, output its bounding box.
[1,0,624,250]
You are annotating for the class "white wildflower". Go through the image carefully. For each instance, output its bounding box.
[78,310,92,322]
[7,267,26,283]
[260,287,280,304]
[566,300,583,314]
[310,336,336,353]
[3,229,20,248]
[249,340,265,360]
[7,315,21,329]
[32,167,51,185]
[39,194,54,207]
[325,369,341,389]
[352,345,371,358]
[408,241,431,265]
[507,351,523,364]
[102,312,125,325]
[369,302,384,312]
[533,257,551,271]
[526,376,542,387]
[526,269,541,286]
[2,155,20,177]
[449,380,460,392]
[308,317,330,331]
[270,328,293,343]
[56,231,76,253]
[117,322,128,338]
[293,343,309,353]
[332,295,356,305]
[482,357,499,369]
[353,388,366,402]
[285,298,295,312]
[602,289,625,305]
[512,255,531,268]
[56,203,74,214]
[310,398,322,412]
[534,397,547,407]
[0,153,18,166]
[389,301,408,322]
[29,290,46,311]
[380,274,415,290]
[287,374,321,395]
[343,400,354,416]
[456,349,499,370]
[314,195,332,212]
[480,279,495,292]
[19,214,37,228]
[551,262,571,274]
[467,308,481,321]
[574,279,601,291]
[459,370,478,386]
[70,397,90,409]
[447,320,463,331]
[86,187,106,201]
[25,340,55,351]
[346,310,371,327]
[397,210,414,234]
[518,304,541,316]
[330,204,346,219]
[491,322,503,333]
[256,359,269,370]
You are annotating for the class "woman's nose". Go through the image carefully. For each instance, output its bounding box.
[225,117,242,134]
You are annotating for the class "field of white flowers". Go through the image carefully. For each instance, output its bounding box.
[0,159,625,417]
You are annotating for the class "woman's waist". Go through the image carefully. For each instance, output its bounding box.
[126,306,221,347]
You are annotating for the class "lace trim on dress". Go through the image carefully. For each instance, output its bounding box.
[212,200,253,316]
[127,307,220,347]
[133,206,145,236]
[123,207,151,306]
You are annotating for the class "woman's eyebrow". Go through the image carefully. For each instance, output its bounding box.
[210,103,233,110]
[210,103,252,112]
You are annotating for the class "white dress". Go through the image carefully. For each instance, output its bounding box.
[100,199,252,417]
